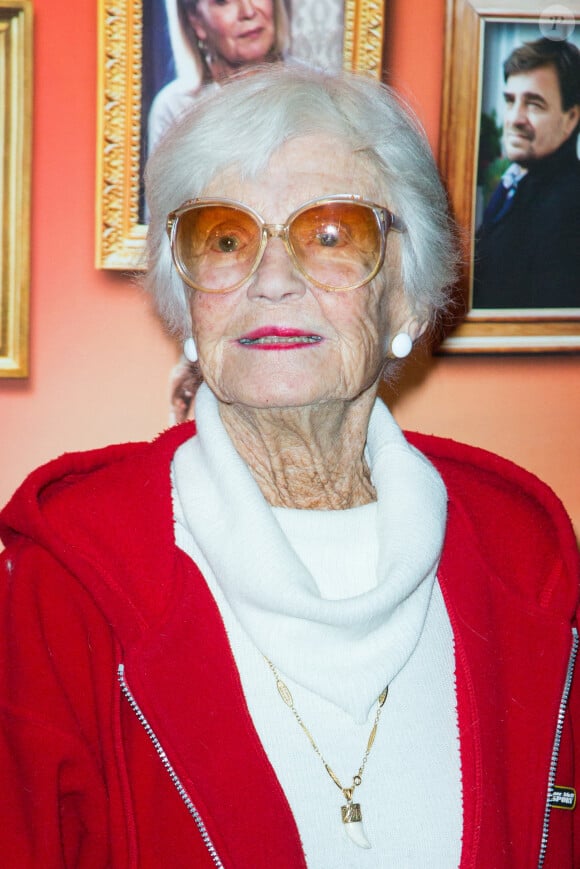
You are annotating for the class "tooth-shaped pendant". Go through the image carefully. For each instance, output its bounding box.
[341,802,371,849]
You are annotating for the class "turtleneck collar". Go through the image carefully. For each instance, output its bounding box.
[172,383,448,722]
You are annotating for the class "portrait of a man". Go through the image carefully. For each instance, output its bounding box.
[473,35,580,310]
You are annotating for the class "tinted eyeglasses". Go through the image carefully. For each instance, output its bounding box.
[166,195,405,294]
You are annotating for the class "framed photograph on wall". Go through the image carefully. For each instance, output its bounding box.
[0,0,32,378]
[95,0,385,271]
[440,0,580,353]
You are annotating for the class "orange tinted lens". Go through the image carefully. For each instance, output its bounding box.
[288,202,382,290]
[174,204,261,292]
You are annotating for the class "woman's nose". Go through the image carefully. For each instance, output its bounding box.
[246,239,307,302]
[238,0,257,18]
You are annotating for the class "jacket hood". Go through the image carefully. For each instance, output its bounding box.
[0,423,198,644]
[1,424,578,637]
[409,432,579,621]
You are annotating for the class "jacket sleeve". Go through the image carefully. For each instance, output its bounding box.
[0,542,120,868]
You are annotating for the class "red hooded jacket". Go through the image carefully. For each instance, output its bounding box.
[0,422,579,868]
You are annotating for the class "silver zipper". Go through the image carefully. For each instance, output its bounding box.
[537,627,579,868]
[117,663,225,868]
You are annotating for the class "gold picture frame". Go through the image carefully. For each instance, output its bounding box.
[95,0,386,271]
[0,0,32,378]
[440,0,580,353]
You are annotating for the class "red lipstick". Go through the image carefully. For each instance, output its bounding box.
[238,327,323,350]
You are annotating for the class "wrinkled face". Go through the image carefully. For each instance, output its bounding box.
[188,0,276,69]
[186,135,410,411]
[503,65,580,163]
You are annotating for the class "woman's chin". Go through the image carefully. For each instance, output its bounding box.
[202,351,381,412]
[209,374,339,412]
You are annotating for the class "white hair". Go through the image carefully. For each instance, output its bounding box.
[143,63,458,338]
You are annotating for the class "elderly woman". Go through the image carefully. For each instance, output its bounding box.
[149,0,288,152]
[1,66,579,868]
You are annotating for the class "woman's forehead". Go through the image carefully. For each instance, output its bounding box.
[202,134,386,210]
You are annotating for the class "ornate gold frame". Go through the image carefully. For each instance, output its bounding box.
[0,0,32,378]
[95,0,385,271]
[440,0,580,353]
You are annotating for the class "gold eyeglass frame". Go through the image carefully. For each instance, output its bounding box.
[166,194,404,294]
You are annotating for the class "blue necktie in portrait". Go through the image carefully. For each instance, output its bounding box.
[482,163,528,226]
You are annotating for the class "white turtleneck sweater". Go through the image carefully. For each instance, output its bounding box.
[171,384,462,867]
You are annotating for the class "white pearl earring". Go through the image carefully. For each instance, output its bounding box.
[183,337,198,363]
[390,332,413,359]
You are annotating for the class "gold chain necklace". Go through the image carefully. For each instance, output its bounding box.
[265,657,388,849]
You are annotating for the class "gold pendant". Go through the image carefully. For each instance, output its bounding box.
[341,801,371,849]
[341,801,362,823]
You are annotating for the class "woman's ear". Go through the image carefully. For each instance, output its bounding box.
[186,10,207,42]
[388,316,429,359]
[406,318,429,342]
[392,314,430,345]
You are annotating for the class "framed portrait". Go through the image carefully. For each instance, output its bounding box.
[440,0,580,353]
[95,0,385,271]
[0,0,32,378]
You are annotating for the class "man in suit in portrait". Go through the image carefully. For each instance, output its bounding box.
[473,38,580,309]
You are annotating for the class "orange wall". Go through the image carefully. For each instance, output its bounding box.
[1,0,579,538]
